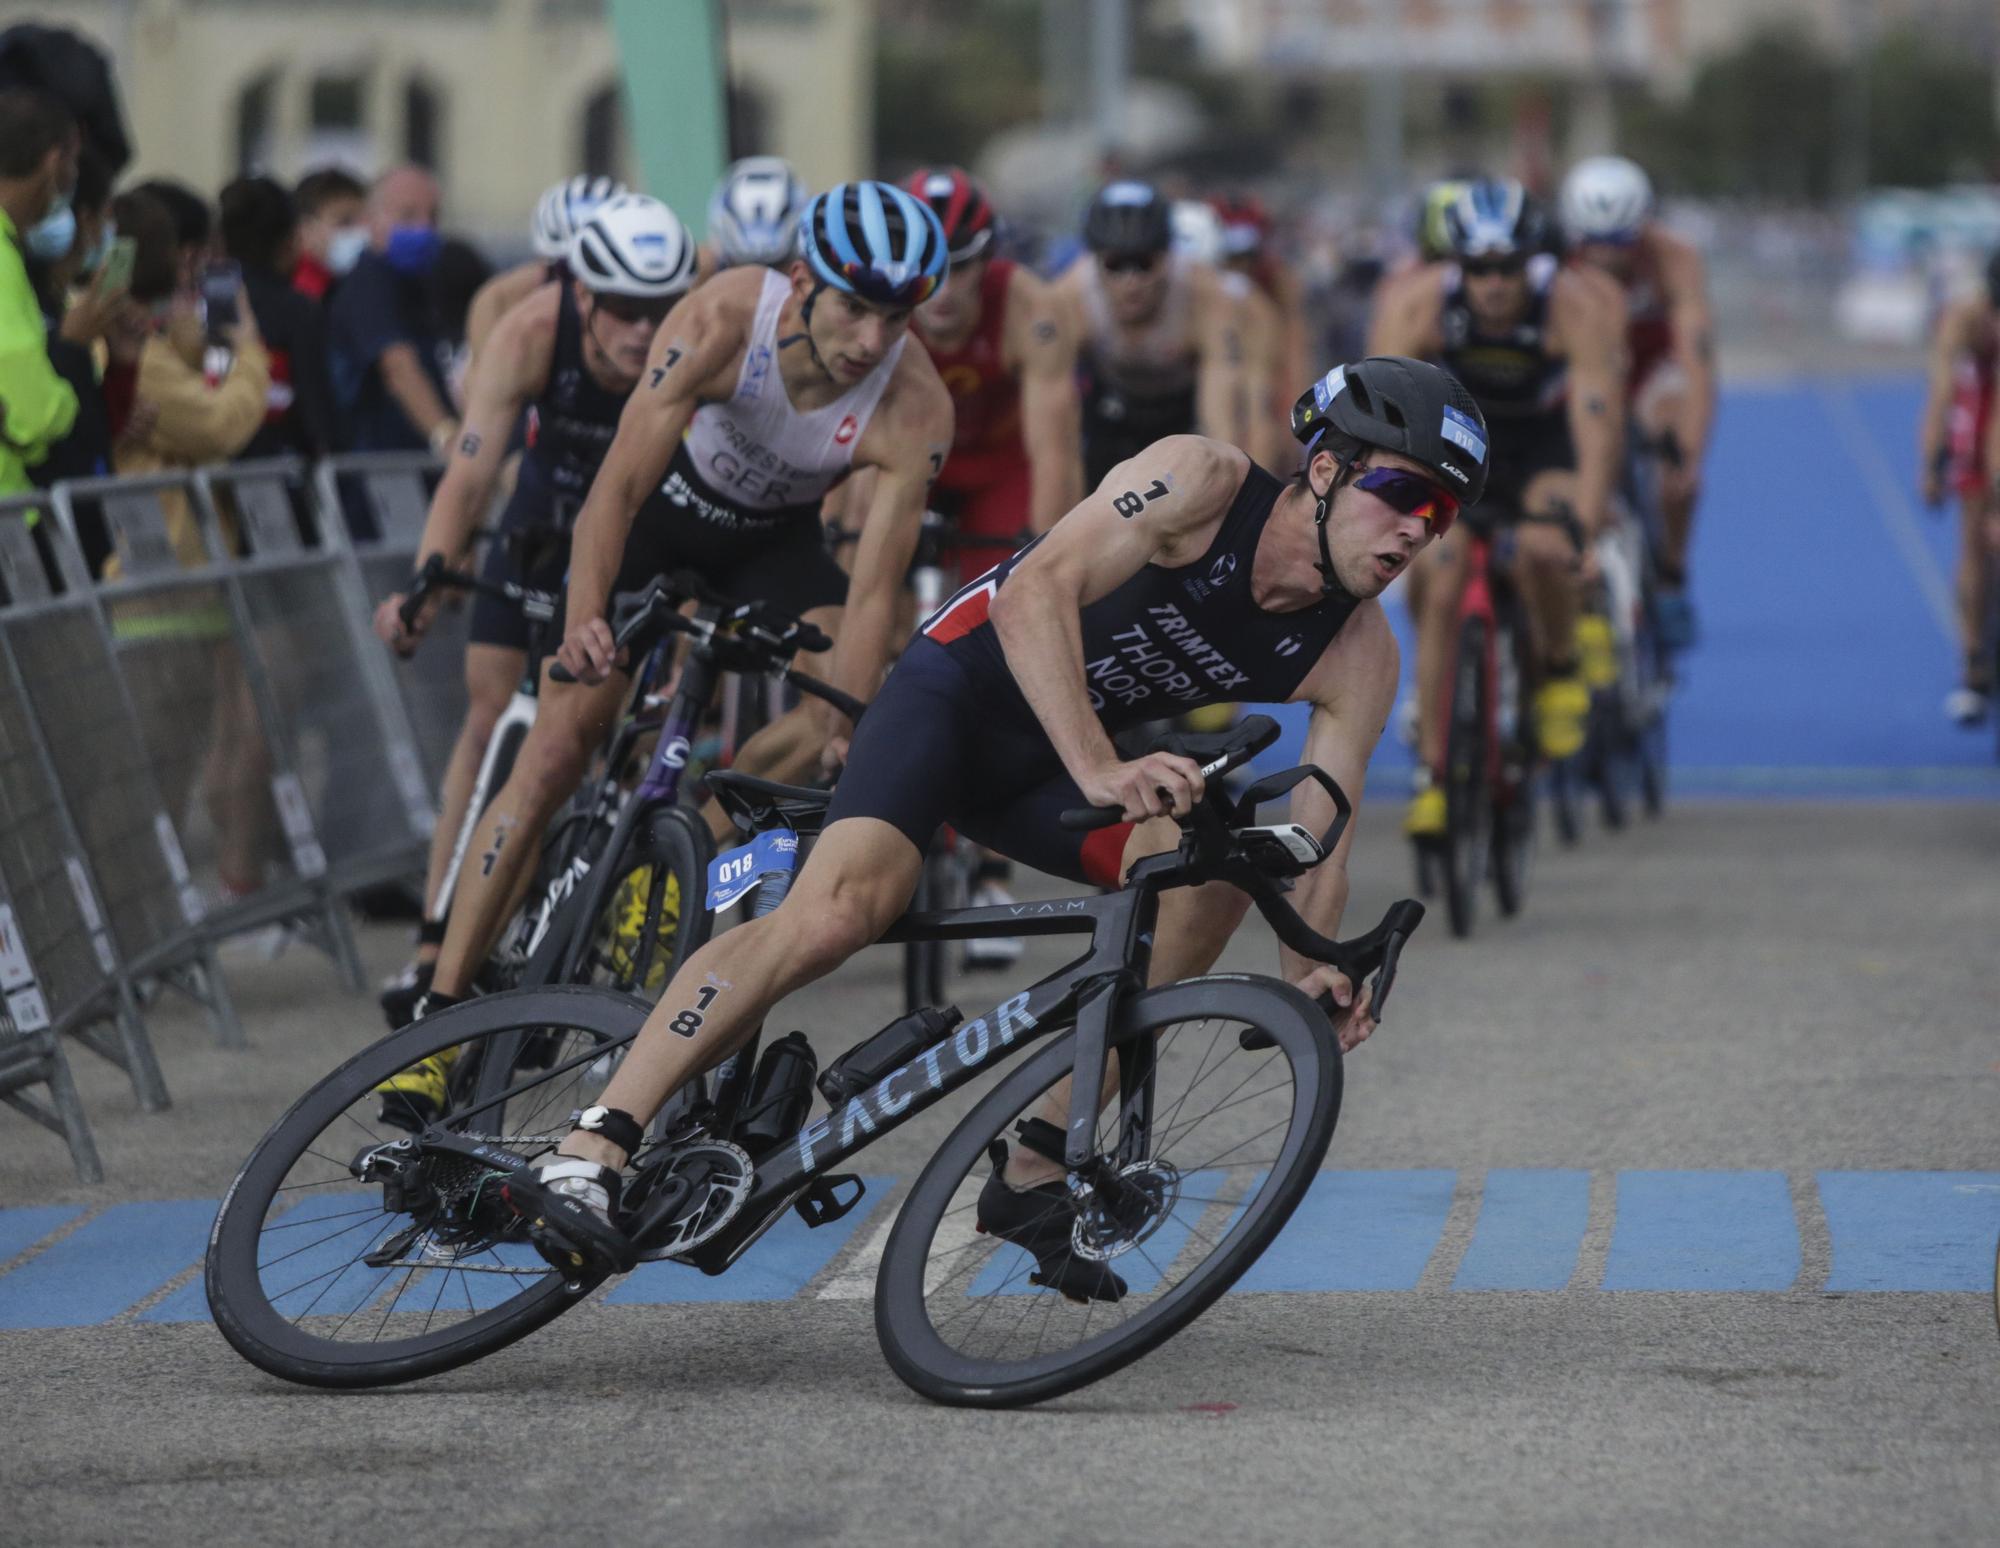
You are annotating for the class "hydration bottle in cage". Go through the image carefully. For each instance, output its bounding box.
[733,1031,819,1153]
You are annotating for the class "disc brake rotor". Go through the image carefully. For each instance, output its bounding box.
[1072,1160,1181,1263]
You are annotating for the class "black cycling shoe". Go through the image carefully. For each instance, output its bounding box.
[500,1158,639,1276]
[378,960,435,1031]
[976,1167,1128,1304]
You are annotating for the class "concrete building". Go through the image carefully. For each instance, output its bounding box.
[0,0,873,240]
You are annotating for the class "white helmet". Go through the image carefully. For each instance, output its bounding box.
[571,194,698,300]
[1169,199,1224,265]
[1561,156,1654,243]
[708,156,808,267]
[533,175,625,262]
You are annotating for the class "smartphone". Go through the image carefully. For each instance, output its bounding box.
[96,235,136,295]
[200,259,243,333]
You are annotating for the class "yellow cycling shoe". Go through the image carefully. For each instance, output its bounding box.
[374,1042,461,1132]
[606,865,683,993]
[1536,674,1591,761]
[1404,785,1447,840]
[1575,614,1618,690]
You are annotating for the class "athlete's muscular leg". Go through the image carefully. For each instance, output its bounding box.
[418,644,525,951]
[1005,818,1253,1188]
[702,603,847,845]
[1636,372,1698,578]
[560,817,925,1167]
[1955,490,1993,687]
[1514,469,1585,670]
[1412,525,1470,773]
[427,663,629,998]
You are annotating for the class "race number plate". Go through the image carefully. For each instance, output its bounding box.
[705,830,799,913]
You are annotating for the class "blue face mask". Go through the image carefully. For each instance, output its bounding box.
[25,194,76,262]
[383,224,442,276]
[77,218,115,278]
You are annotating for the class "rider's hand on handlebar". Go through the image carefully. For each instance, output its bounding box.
[375,591,435,656]
[1295,964,1376,1053]
[1082,752,1207,823]
[556,615,621,685]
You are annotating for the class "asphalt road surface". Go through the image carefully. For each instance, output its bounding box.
[4,794,1997,1548]
[3,374,1998,1545]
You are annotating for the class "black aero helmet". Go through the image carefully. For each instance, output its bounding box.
[1291,356,1490,506]
[1083,179,1172,258]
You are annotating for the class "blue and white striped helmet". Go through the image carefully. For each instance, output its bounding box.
[1443,178,1548,262]
[709,156,809,267]
[800,181,950,308]
[533,175,625,262]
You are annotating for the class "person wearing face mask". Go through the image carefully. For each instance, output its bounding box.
[0,86,81,496]
[291,166,367,304]
[326,164,456,454]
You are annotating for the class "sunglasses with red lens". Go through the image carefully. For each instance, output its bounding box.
[1353,466,1459,537]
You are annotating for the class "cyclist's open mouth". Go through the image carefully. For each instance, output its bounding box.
[1376,552,1405,581]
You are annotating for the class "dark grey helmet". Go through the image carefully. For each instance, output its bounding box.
[1083,179,1172,258]
[1290,356,1490,506]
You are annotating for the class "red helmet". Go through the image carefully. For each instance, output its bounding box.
[1211,192,1271,258]
[905,165,996,264]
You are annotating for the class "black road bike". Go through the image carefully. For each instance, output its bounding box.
[205,715,1421,1407]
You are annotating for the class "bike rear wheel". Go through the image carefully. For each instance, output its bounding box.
[206,990,645,1388]
[875,975,1340,1408]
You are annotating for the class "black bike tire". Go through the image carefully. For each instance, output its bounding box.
[874,974,1340,1409]
[1442,615,1490,939]
[1490,613,1537,918]
[206,988,646,1389]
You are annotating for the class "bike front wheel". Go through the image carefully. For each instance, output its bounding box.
[874,975,1341,1408]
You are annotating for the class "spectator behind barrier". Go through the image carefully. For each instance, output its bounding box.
[25,144,145,485]
[293,165,365,304]
[0,85,81,496]
[129,176,212,289]
[325,164,456,454]
[220,175,337,459]
[109,185,269,568]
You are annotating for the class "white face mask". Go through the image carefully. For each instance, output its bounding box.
[326,226,369,276]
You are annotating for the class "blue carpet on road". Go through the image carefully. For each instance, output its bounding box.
[2,1170,1994,1331]
[1252,374,2000,798]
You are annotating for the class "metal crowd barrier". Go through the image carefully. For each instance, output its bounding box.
[313,451,470,794]
[0,450,484,1179]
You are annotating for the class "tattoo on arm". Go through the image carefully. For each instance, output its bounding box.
[1111,478,1172,519]
[646,346,686,390]
[1223,329,1244,367]
[1031,319,1058,345]
[457,431,483,457]
[1586,395,1609,417]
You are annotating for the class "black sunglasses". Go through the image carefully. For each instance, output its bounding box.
[1462,256,1526,279]
[1101,252,1164,276]
[592,292,676,325]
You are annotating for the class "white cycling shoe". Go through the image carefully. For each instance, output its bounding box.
[1944,686,1989,727]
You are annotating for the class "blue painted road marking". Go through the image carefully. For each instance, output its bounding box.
[1234,1170,1456,1293]
[3,1171,1997,1333]
[0,1199,215,1330]
[1819,1171,2000,1293]
[1602,1171,1800,1291]
[605,1177,890,1305]
[1454,1169,1591,1291]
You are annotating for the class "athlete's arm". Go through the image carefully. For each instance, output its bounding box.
[1006,267,1084,534]
[375,285,559,651]
[1236,280,1290,469]
[988,435,1247,820]
[1365,265,1445,358]
[1193,267,1255,453]
[1919,302,1970,506]
[1282,603,1400,1052]
[1661,232,1718,468]
[836,357,956,738]
[558,278,747,682]
[1557,269,1629,536]
[465,260,547,369]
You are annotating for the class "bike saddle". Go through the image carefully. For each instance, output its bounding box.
[704,770,834,837]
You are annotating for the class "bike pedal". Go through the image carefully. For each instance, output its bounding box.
[793,1173,866,1228]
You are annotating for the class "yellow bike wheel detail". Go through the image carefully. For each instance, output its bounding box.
[606,865,683,992]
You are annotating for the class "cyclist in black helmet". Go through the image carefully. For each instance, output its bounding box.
[1369,177,1627,840]
[1051,178,1260,487]
[504,357,1487,1291]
